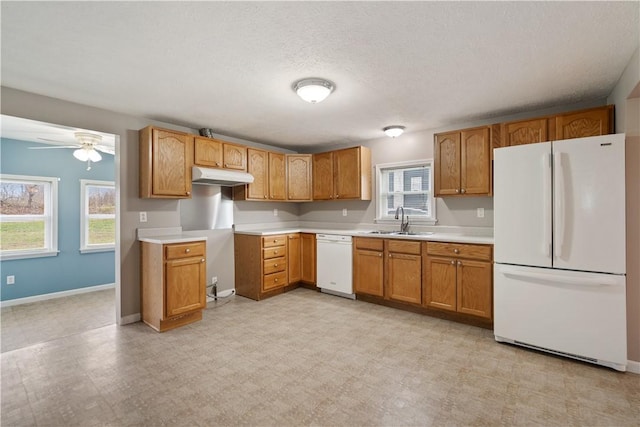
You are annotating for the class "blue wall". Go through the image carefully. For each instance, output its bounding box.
[0,138,115,301]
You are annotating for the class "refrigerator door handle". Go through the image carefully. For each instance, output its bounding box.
[499,267,619,287]
[542,152,552,258]
[553,152,566,259]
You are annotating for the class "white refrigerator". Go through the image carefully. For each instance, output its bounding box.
[493,133,627,371]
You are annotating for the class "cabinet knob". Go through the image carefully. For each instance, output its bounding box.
[329,195,333,199]
[461,188,466,194]
[274,264,278,267]
[455,189,459,194]
[274,250,278,254]
[215,162,220,166]
[335,195,339,199]
[274,278,279,282]
[389,254,392,258]
[264,195,267,199]
[457,261,462,266]
[201,258,205,263]
[185,248,191,253]
[186,191,191,195]
[378,253,382,257]
[225,163,229,167]
[453,249,460,254]
[451,260,456,265]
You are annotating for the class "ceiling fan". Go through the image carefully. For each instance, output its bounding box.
[29,132,114,170]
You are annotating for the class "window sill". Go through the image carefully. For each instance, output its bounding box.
[0,250,59,261]
[375,218,437,226]
[80,246,115,254]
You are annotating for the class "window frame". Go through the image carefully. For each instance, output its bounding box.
[80,179,115,254]
[375,159,437,226]
[0,174,59,260]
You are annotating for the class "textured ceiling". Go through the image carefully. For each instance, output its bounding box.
[1,1,638,150]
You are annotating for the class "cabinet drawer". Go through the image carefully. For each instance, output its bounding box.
[263,271,287,291]
[263,235,287,248]
[263,246,285,259]
[355,237,384,251]
[263,257,286,274]
[426,242,492,261]
[387,240,421,255]
[165,242,205,260]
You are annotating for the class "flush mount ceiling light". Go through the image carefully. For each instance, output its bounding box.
[383,126,405,138]
[294,78,334,103]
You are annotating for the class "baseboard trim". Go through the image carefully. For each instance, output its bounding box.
[119,313,141,325]
[627,360,640,374]
[1,283,115,308]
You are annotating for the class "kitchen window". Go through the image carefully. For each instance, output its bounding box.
[80,179,115,253]
[0,174,59,260]
[375,160,436,225]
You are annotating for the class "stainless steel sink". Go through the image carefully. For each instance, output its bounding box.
[367,230,434,236]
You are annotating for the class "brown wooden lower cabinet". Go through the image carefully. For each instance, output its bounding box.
[353,237,493,325]
[423,241,493,320]
[141,240,206,332]
[300,233,316,285]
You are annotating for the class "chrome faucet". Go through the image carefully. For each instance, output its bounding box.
[395,206,409,232]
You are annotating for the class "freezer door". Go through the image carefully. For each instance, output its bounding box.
[552,134,626,274]
[494,142,552,267]
[494,264,627,370]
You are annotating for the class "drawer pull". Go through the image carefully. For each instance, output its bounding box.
[185,248,191,253]
[201,258,205,263]
[274,278,279,282]
[274,264,278,267]
[453,249,460,254]
[461,188,466,194]
[274,250,278,254]
[451,260,455,265]
[457,261,462,266]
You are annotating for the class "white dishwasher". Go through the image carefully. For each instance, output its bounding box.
[316,234,355,299]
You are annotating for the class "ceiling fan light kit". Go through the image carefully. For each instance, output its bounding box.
[383,125,405,138]
[294,78,334,103]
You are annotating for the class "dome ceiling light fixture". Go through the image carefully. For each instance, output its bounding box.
[383,125,405,138]
[294,78,334,103]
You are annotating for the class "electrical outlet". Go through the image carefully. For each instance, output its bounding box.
[139,211,147,222]
[7,275,15,285]
[342,208,347,217]
[273,208,278,217]
[477,208,485,218]
[211,276,218,285]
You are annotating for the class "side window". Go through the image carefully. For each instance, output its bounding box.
[80,179,115,253]
[0,174,59,260]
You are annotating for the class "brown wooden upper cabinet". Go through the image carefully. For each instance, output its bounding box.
[312,146,371,201]
[193,137,247,171]
[139,126,193,199]
[500,105,614,147]
[268,152,286,201]
[235,148,269,200]
[555,106,613,140]
[287,154,313,201]
[434,126,491,197]
[501,118,548,147]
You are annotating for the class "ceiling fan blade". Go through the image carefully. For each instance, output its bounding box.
[94,145,115,155]
[38,137,76,144]
[28,145,79,149]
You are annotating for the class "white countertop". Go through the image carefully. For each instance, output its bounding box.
[138,234,207,244]
[234,228,494,245]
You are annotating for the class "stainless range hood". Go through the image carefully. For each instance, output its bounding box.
[192,166,254,186]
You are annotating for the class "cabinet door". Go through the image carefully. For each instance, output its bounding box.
[354,248,384,297]
[223,143,247,171]
[424,256,457,311]
[312,152,334,200]
[246,148,269,200]
[334,147,361,199]
[461,127,491,195]
[268,152,286,200]
[555,107,612,140]
[387,252,422,304]
[434,132,461,196]
[287,155,312,201]
[288,234,301,284]
[151,129,193,198]
[194,137,223,168]
[456,259,492,319]
[165,256,206,317]
[300,233,316,284]
[502,119,548,146]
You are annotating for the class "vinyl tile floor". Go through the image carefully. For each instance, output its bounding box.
[1,287,639,426]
